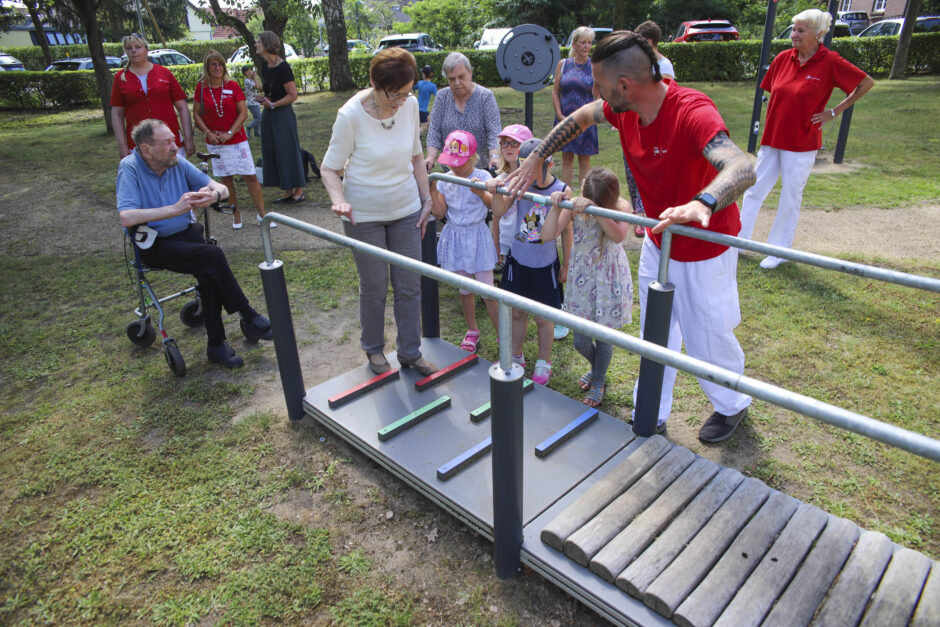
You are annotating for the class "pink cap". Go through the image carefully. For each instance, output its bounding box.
[438,130,477,167]
[498,124,533,143]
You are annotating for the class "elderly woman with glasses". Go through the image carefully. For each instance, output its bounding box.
[110,33,194,160]
[321,47,437,377]
[425,52,502,172]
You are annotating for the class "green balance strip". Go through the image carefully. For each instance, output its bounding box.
[377,395,452,441]
[469,379,534,423]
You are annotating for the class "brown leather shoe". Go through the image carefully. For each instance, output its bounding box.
[367,353,390,375]
[397,354,437,376]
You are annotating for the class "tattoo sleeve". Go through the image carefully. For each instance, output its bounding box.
[701,132,757,211]
[536,116,584,159]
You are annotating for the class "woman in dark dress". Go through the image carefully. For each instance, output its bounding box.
[254,31,305,203]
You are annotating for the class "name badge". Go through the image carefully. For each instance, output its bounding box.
[222,89,233,95]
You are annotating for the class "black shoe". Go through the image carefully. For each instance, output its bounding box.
[273,195,293,204]
[207,341,244,369]
[698,407,748,443]
[241,314,273,342]
[285,193,305,204]
[630,418,667,436]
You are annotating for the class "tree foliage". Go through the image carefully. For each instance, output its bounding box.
[404,0,497,48]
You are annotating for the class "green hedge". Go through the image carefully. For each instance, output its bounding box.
[2,33,938,111]
[0,39,244,71]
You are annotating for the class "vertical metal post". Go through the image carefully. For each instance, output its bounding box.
[832,106,853,164]
[525,92,533,131]
[748,0,779,154]
[259,260,305,421]
[420,219,440,339]
[490,355,525,579]
[633,281,675,436]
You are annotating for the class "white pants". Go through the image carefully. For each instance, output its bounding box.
[739,146,817,247]
[632,237,751,424]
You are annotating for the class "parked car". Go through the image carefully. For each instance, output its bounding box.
[672,20,740,42]
[0,53,26,71]
[475,28,512,50]
[45,56,122,71]
[565,26,613,47]
[229,43,301,64]
[857,16,940,37]
[374,33,442,54]
[838,10,871,35]
[120,48,194,67]
[322,39,372,55]
[776,21,852,39]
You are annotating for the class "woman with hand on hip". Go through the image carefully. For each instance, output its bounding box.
[254,31,306,204]
[552,26,599,186]
[192,50,269,230]
[321,48,437,377]
[110,33,194,160]
[739,8,873,269]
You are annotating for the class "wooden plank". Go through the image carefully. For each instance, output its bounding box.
[859,547,932,627]
[669,491,801,626]
[811,530,894,627]
[911,561,940,627]
[376,395,451,442]
[640,477,772,617]
[436,436,491,481]
[535,408,599,458]
[469,378,534,422]
[590,457,720,583]
[540,435,672,551]
[617,468,745,598]
[710,502,829,627]
[564,446,695,567]
[762,515,860,627]
[327,368,400,408]
[414,354,477,391]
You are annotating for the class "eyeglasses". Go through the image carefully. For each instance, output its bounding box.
[500,140,521,148]
[383,88,411,102]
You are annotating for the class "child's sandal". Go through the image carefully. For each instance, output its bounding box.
[584,384,605,408]
[578,371,593,391]
[460,329,480,352]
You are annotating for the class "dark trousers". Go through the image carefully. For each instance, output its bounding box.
[140,223,249,344]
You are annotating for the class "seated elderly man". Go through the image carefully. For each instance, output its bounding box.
[117,118,273,368]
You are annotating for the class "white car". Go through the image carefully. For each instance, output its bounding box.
[120,48,194,67]
[229,43,301,65]
[857,16,940,37]
[474,28,512,50]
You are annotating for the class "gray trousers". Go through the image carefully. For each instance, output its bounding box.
[343,211,423,360]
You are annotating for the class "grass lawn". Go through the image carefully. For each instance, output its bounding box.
[0,77,938,624]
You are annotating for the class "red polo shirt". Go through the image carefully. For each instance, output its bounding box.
[110,64,187,149]
[194,80,248,144]
[760,46,867,152]
[604,81,740,262]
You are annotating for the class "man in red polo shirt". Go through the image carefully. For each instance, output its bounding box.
[504,31,757,443]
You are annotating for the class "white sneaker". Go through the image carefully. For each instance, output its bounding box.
[512,353,526,368]
[233,220,243,230]
[759,256,784,269]
[532,359,552,385]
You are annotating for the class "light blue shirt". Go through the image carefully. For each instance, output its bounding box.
[415,79,437,113]
[116,150,210,236]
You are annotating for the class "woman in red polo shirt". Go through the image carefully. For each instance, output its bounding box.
[739,8,873,269]
[192,50,269,230]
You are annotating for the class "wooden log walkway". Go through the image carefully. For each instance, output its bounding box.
[541,434,938,626]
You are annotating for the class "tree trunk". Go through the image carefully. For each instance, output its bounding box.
[24,0,53,67]
[889,0,923,79]
[612,0,625,31]
[206,0,263,71]
[70,0,113,133]
[321,0,354,91]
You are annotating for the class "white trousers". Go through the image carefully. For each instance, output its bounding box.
[739,146,817,246]
[632,237,751,424]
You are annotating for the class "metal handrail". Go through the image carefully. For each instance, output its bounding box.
[258,211,940,463]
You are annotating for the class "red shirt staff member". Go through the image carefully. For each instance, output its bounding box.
[739,8,873,269]
[110,33,195,159]
[504,31,758,443]
[192,50,269,230]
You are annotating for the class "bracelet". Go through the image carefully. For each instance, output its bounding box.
[421,197,432,204]
[830,108,837,119]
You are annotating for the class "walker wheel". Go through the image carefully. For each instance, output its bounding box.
[180,299,205,328]
[126,319,156,347]
[164,340,186,377]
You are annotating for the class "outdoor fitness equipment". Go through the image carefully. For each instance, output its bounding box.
[495,24,561,130]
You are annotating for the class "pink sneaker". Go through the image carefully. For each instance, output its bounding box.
[512,353,525,368]
[532,359,552,385]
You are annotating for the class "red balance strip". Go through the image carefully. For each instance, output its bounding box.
[414,354,479,391]
[328,369,401,408]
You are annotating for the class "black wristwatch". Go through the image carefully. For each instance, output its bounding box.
[693,192,719,214]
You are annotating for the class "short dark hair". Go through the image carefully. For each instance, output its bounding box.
[370,47,418,91]
[635,21,663,47]
[592,30,661,83]
[257,31,281,55]
[131,119,167,147]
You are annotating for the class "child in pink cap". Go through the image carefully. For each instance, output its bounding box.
[430,130,499,352]
[490,124,533,272]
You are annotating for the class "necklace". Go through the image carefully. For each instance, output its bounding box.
[206,83,224,120]
[573,57,589,71]
[371,91,396,130]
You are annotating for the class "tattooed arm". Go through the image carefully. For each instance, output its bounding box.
[651,131,756,234]
[502,100,606,198]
